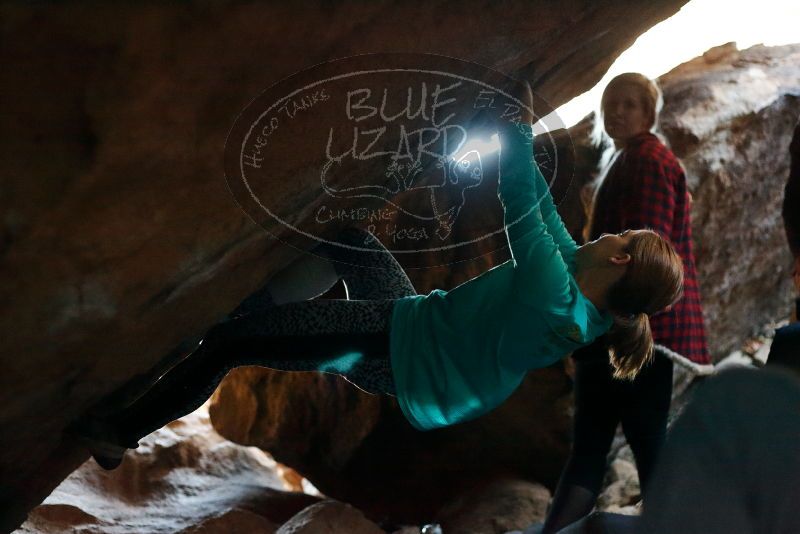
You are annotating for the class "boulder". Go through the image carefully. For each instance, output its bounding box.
[211,366,573,524]
[0,1,690,529]
[596,459,641,512]
[180,510,278,534]
[657,43,800,357]
[434,478,551,534]
[276,501,385,534]
[15,406,319,534]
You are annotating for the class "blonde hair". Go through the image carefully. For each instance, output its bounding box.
[605,230,684,380]
[600,72,663,133]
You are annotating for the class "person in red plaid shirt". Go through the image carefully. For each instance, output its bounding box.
[542,73,712,534]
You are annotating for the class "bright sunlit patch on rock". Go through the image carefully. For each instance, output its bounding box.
[555,0,800,126]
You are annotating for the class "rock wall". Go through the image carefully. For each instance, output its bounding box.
[16,406,321,534]
[658,43,800,357]
[0,1,690,530]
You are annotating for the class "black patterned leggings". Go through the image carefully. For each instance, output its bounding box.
[110,228,417,445]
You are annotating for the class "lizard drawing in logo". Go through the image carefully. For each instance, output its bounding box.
[320,137,490,241]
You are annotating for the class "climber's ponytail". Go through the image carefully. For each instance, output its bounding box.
[605,230,683,380]
[607,312,653,380]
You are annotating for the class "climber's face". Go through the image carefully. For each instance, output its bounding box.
[602,83,653,143]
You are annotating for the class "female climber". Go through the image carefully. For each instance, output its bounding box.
[542,73,710,534]
[73,82,685,470]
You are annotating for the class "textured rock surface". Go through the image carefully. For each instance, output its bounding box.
[657,43,800,357]
[596,459,641,513]
[211,366,574,524]
[15,405,319,534]
[434,478,550,534]
[180,510,278,534]
[276,501,385,534]
[0,2,690,529]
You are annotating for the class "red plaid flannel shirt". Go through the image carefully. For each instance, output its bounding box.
[590,133,710,364]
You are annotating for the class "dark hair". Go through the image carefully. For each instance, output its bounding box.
[605,230,684,379]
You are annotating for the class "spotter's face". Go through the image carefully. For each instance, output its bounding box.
[602,83,652,143]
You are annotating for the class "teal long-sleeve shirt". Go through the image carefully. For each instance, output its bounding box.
[389,121,613,431]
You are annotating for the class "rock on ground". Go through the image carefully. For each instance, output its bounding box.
[276,500,385,534]
[180,509,278,534]
[15,405,318,534]
[434,478,551,534]
[596,460,641,513]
